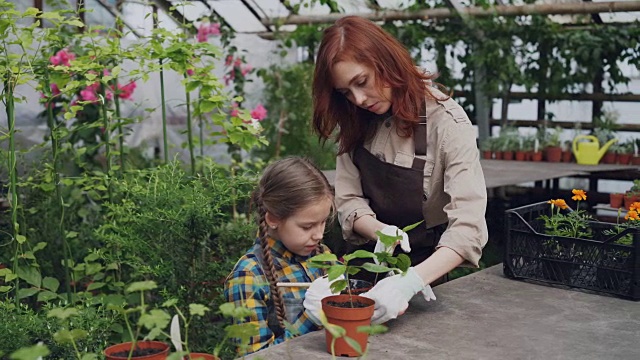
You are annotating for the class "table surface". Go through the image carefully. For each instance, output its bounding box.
[322,160,640,189]
[245,265,640,360]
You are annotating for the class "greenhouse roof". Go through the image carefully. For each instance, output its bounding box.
[153,0,640,35]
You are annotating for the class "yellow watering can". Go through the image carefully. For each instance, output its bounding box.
[572,135,617,165]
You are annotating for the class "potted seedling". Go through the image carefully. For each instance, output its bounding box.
[308,222,419,357]
[104,281,171,360]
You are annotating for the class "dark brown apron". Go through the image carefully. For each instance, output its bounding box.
[348,119,446,283]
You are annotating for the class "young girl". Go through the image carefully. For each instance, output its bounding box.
[224,157,336,355]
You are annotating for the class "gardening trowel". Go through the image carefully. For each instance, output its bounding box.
[170,314,184,355]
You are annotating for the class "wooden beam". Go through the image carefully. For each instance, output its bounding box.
[488,119,640,132]
[454,91,640,103]
[262,1,640,25]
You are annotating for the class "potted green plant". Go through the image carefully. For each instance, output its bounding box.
[543,126,563,162]
[308,223,417,357]
[479,137,494,160]
[104,281,171,360]
[624,179,640,209]
[538,190,592,283]
[615,140,634,165]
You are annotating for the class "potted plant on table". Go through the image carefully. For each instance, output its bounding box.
[623,179,640,209]
[538,190,592,283]
[308,223,417,358]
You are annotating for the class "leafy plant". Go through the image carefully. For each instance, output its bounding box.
[308,222,420,306]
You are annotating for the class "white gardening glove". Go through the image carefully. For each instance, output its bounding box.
[303,275,344,326]
[420,284,436,302]
[373,225,411,265]
[361,267,425,324]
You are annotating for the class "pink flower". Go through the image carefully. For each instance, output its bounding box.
[186,68,194,76]
[233,57,242,68]
[230,102,239,117]
[117,81,136,100]
[250,104,267,121]
[241,65,252,76]
[209,23,221,36]
[49,49,75,67]
[51,83,60,96]
[223,72,235,86]
[80,87,98,102]
[197,22,222,42]
[225,55,233,66]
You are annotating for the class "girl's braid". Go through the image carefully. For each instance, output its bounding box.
[256,201,287,328]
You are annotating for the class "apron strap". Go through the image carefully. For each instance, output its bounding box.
[412,121,427,169]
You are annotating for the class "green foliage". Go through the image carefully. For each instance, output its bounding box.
[255,63,337,169]
[94,161,255,306]
[0,300,121,359]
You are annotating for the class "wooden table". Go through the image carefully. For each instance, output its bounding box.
[244,265,640,360]
[322,160,640,189]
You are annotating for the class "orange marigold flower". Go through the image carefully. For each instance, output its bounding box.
[625,210,640,221]
[571,189,587,201]
[548,199,568,210]
[630,202,640,212]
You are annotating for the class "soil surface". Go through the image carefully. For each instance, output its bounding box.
[327,299,370,308]
[111,347,163,358]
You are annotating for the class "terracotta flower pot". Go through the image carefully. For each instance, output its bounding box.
[514,151,527,161]
[609,193,624,209]
[188,353,219,360]
[601,151,616,164]
[617,153,632,165]
[482,150,493,159]
[631,156,640,165]
[545,146,562,162]
[530,151,543,162]
[494,151,503,160]
[321,294,375,357]
[623,194,639,209]
[104,341,170,360]
[561,150,573,163]
[502,151,514,160]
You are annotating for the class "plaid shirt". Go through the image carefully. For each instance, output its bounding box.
[224,237,329,355]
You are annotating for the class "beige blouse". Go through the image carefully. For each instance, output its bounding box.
[334,95,488,267]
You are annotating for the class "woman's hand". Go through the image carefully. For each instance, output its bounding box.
[361,267,426,324]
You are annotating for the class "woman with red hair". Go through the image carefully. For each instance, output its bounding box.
[311,16,488,325]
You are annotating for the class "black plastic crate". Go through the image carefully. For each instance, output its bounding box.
[504,201,639,300]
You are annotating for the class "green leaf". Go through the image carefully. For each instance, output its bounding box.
[199,100,216,113]
[139,309,171,331]
[343,336,363,355]
[357,324,388,335]
[54,329,87,344]
[66,19,84,28]
[48,307,79,320]
[16,265,41,287]
[40,11,63,21]
[162,298,178,307]
[42,277,60,292]
[0,286,12,293]
[189,303,210,317]
[402,220,424,232]
[37,290,59,302]
[395,253,411,272]
[329,279,347,294]
[10,344,50,360]
[309,253,337,263]
[361,262,393,273]
[23,8,39,17]
[87,282,105,291]
[343,250,376,262]
[16,234,26,244]
[126,280,157,293]
[327,265,346,281]
[17,288,39,299]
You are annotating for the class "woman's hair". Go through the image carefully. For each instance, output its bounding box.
[252,157,334,329]
[312,15,443,154]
